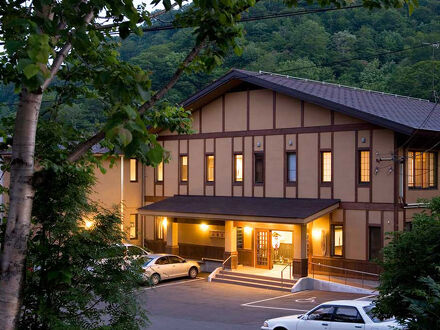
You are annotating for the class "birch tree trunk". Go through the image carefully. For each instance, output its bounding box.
[0,89,42,330]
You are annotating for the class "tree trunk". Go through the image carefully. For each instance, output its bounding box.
[0,89,42,330]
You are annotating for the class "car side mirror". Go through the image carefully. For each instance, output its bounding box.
[301,315,308,320]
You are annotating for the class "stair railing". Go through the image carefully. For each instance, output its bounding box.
[280,261,293,288]
[222,255,232,270]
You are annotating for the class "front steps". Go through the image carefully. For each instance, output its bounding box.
[210,269,296,292]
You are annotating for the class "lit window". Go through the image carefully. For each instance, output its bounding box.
[287,152,296,182]
[254,153,264,184]
[130,159,138,182]
[331,225,343,256]
[180,155,188,182]
[321,151,332,183]
[206,155,214,182]
[408,151,437,189]
[359,150,370,183]
[234,154,243,182]
[129,214,138,239]
[156,161,163,182]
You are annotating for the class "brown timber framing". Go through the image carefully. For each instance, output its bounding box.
[157,123,378,141]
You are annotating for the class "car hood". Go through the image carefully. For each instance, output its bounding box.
[268,314,302,323]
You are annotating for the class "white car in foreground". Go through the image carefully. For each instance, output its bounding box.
[141,254,200,285]
[262,300,402,330]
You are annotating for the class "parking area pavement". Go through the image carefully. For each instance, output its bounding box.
[136,274,375,329]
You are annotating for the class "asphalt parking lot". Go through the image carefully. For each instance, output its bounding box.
[136,273,375,329]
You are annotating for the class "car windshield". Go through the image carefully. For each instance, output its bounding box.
[141,257,155,267]
[363,305,394,323]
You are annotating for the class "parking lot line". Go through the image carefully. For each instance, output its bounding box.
[242,304,308,312]
[353,294,377,301]
[241,292,300,306]
[140,277,204,291]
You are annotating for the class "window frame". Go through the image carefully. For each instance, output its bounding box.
[129,214,138,240]
[330,224,344,257]
[254,152,265,185]
[234,153,243,184]
[286,152,297,185]
[129,158,138,182]
[407,151,437,190]
[179,154,188,184]
[205,154,215,184]
[320,150,332,184]
[368,225,382,261]
[358,149,371,185]
[155,161,164,184]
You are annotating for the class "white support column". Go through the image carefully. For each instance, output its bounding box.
[166,219,179,255]
[293,223,308,277]
[224,220,238,269]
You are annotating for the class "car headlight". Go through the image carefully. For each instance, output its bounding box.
[263,321,269,327]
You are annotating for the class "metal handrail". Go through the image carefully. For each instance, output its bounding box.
[280,261,293,287]
[309,262,379,277]
[222,255,232,270]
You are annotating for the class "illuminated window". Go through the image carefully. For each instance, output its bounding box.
[287,152,297,182]
[408,151,437,189]
[359,150,370,183]
[180,155,188,182]
[155,217,166,240]
[206,155,214,182]
[156,161,163,182]
[129,214,138,239]
[234,154,243,182]
[321,151,332,183]
[331,225,343,256]
[130,159,138,182]
[254,153,264,184]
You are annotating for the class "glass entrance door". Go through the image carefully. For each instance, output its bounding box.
[255,229,271,269]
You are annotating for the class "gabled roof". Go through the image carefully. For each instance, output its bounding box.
[182,69,440,135]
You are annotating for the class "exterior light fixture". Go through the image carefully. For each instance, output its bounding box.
[312,228,322,240]
[84,219,94,230]
[288,140,293,146]
[244,226,253,234]
[200,223,209,231]
[257,142,261,147]
[162,217,168,228]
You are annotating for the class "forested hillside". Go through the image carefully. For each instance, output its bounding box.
[1,0,439,131]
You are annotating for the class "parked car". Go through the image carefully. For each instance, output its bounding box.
[261,300,402,330]
[141,254,200,285]
[120,243,152,258]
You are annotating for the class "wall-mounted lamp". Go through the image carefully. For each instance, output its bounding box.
[361,137,366,143]
[200,223,209,231]
[84,219,94,230]
[244,226,253,234]
[288,140,293,146]
[257,142,261,147]
[162,217,168,228]
[312,228,322,240]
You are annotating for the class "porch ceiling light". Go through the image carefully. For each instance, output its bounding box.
[312,228,322,240]
[244,226,253,234]
[200,223,209,231]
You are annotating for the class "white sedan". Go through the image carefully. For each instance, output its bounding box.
[141,254,200,285]
[262,300,402,330]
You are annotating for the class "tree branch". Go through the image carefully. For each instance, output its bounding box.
[66,40,206,163]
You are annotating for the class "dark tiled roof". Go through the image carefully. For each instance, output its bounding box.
[182,69,440,135]
[139,195,339,221]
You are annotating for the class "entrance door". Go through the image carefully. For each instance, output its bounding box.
[255,229,271,269]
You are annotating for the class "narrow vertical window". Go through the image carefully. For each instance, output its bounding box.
[369,226,381,260]
[287,152,297,183]
[321,151,332,183]
[234,154,243,182]
[130,158,138,182]
[156,161,163,182]
[408,151,414,187]
[429,152,435,187]
[206,155,215,182]
[237,227,244,249]
[180,155,188,182]
[129,214,138,239]
[331,225,343,257]
[359,150,370,183]
[254,153,264,184]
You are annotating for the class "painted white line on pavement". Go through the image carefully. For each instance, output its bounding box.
[241,292,301,306]
[353,294,377,301]
[139,277,204,291]
[242,304,308,312]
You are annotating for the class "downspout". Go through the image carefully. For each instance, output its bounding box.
[120,155,124,231]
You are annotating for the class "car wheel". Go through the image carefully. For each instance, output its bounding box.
[150,273,160,286]
[188,267,198,279]
[273,327,287,330]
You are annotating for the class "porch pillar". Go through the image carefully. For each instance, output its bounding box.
[166,219,179,255]
[224,220,238,269]
[293,224,308,278]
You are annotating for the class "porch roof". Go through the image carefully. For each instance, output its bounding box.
[139,195,340,224]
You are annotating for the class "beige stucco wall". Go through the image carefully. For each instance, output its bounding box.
[215,138,232,196]
[201,97,222,133]
[276,93,301,128]
[333,131,356,202]
[164,140,178,196]
[178,223,225,247]
[307,215,330,257]
[188,139,204,195]
[265,135,284,197]
[304,103,331,127]
[225,91,247,131]
[344,210,367,260]
[249,89,273,130]
[298,133,318,198]
[372,129,394,203]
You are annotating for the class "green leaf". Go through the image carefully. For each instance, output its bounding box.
[23,64,40,79]
[118,127,132,146]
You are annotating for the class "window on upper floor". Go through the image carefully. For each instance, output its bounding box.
[156,161,163,182]
[254,153,264,184]
[331,224,343,257]
[234,154,243,182]
[180,155,188,182]
[359,150,371,183]
[321,151,332,183]
[287,152,297,183]
[129,158,138,182]
[129,214,138,239]
[408,151,437,189]
[206,155,215,182]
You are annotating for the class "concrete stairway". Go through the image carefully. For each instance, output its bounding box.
[211,270,296,292]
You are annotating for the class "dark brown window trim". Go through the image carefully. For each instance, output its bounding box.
[155,164,164,185]
[330,224,344,258]
[205,153,215,184]
[286,151,297,185]
[254,152,265,185]
[320,149,332,185]
[129,158,138,182]
[407,150,438,190]
[233,152,244,185]
[179,154,188,185]
[357,148,371,186]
